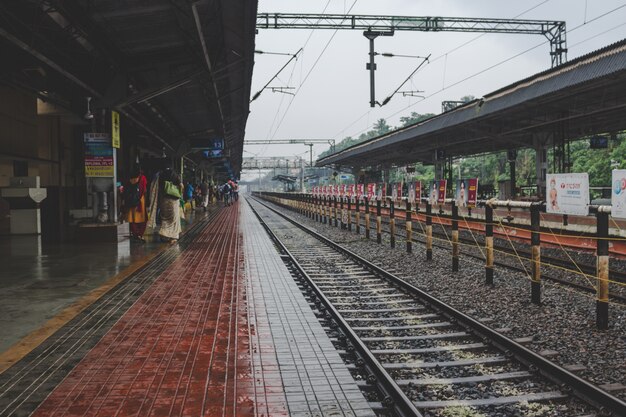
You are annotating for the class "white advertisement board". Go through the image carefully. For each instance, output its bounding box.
[611,169,626,219]
[546,173,589,216]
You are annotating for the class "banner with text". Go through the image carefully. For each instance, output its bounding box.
[546,173,589,216]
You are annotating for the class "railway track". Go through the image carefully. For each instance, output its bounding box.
[249,196,626,417]
[276,199,626,303]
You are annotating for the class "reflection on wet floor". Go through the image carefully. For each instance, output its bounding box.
[0,209,210,352]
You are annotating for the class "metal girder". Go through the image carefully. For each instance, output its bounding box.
[242,156,304,170]
[245,139,335,146]
[257,13,567,66]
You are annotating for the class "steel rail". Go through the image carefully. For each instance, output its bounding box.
[251,195,626,417]
[247,199,422,417]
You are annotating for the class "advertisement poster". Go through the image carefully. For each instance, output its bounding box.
[408,182,415,204]
[455,179,468,207]
[84,133,114,177]
[348,184,355,198]
[611,170,626,219]
[396,182,403,202]
[367,183,376,200]
[334,185,339,196]
[376,183,383,201]
[438,180,447,204]
[546,173,589,216]
[468,178,478,208]
[429,181,438,205]
[391,183,398,201]
[415,181,422,203]
[381,183,387,200]
[429,180,447,204]
[340,184,346,197]
[357,184,364,199]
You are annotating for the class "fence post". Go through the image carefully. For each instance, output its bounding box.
[426,201,433,260]
[531,204,541,304]
[340,196,346,229]
[452,201,459,272]
[376,199,382,244]
[596,209,609,330]
[406,201,412,253]
[389,200,396,248]
[355,198,361,234]
[347,197,352,231]
[485,203,494,285]
[334,196,338,227]
[365,198,371,239]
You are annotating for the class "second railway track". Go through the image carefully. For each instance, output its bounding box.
[248,196,626,417]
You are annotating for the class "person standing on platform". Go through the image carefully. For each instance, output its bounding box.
[200,180,209,211]
[124,165,148,242]
[155,169,183,242]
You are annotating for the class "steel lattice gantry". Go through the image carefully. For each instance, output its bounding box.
[242,156,304,170]
[257,13,567,67]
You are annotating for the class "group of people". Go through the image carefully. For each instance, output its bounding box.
[122,165,238,243]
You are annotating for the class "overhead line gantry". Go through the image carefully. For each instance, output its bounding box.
[257,13,567,106]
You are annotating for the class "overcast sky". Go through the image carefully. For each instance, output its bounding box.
[242,0,626,179]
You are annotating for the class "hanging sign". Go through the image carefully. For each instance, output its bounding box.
[611,170,626,219]
[111,111,120,148]
[546,173,589,216]
[84,133,114,177]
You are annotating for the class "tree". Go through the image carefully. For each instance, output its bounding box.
[399,112,435,127]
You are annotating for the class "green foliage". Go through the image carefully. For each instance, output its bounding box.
[399,112,436,127]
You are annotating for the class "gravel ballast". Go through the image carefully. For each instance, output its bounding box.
[259,198,626,402]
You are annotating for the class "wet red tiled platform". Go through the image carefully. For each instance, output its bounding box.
[32,205,255,416]
[30,200,374,417]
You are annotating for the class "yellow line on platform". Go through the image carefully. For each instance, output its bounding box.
[0,247,166,375]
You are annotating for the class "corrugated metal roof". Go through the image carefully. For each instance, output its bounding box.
[319,38,626,167]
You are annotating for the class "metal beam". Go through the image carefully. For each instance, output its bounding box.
[257,13,567,66]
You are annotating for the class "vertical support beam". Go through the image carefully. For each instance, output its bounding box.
[376,199,382,244]
[485,204,494,285]
[389,200,396,248]
[355,198,361,235]
[365,32,378,108]
[347,197,352,232]
[531,205,541,304]
[323,196,328,224]
[365,198,371,239]
[340,196,345,229]
[334,196,338,227]
[406,201,412,253]
[426,202,433,260]
[452,201,459,272]
[596,210,609,330]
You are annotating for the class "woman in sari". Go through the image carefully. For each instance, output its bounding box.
[124,165,148,242]
[147,168,183,242]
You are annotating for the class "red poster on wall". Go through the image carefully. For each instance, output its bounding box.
[468,178,478,208]
[437,180,447,204]
[367,183,375,200]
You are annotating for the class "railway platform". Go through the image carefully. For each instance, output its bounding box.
[0,201,374,417]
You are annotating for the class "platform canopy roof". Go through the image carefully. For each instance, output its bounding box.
[317,39,626,169]
[0,0,257,177]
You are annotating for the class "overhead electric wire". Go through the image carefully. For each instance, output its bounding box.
[343,1,626,141]
[269,0,359,141]
[379,54,431,106]
[330,0,553,144]
[250,48,302,103]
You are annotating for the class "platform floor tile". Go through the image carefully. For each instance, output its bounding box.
[241,201,375,417]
